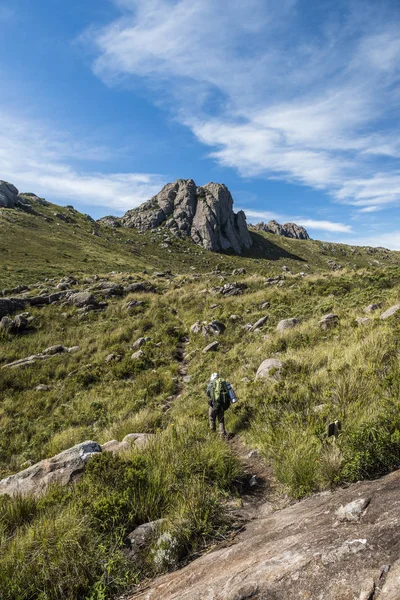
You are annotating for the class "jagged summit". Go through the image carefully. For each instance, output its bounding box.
[102,179,253,255]
[252,219,310,240]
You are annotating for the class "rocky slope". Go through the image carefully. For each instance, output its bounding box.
[101,179,253,254]
[252,219,310,240]
[131,469,400,600]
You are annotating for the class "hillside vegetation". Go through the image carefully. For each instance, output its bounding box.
[1,199,400,599]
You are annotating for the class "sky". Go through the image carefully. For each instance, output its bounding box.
[1,0,400,247]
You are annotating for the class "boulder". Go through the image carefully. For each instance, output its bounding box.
[0,441,102,497]
[319,313,339,330]
[0,180,19,208]
[121,179,253,255]
[276,318,299,332]
[380,305,400,320]
[69,292,97,308]
[255,358,283,380]
[131,350,144,360]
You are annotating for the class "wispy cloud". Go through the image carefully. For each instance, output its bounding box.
[0,111,164,212]
[87,0,400,212]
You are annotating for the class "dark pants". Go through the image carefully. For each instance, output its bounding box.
[209,406,226,435]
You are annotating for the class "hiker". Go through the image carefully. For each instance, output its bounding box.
[206,373,237,437]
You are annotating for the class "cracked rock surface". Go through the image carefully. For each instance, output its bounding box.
[130,469,400,600]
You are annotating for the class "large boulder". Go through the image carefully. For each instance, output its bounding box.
[0,441,102,497]
[120,179,253,254]
[0,180,19,208]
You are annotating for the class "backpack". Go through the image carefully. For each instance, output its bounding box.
[211,377,231,411]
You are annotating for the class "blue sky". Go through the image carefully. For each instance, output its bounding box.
[1,0,400,247]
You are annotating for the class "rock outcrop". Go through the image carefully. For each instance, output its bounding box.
[0,441,102,497]
[253,220,310,240]
[130,469,400,600]
[0,180,19,208]
[112,179,253,254]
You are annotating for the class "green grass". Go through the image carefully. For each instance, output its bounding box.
[2,196,400,598]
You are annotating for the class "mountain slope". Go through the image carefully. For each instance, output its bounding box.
[1,189,400,289]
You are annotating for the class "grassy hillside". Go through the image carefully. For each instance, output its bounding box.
[1,197,400,599]
[1,197,400,288]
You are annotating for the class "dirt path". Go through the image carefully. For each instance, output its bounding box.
[162,335,190,412]
[226,436,289,524]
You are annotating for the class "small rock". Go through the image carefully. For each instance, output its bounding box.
[318,313,339,330]
[380,305,400,320]
[364,303,382,313]
[35,384,51,392]
[105,353,121,363]
[260,301,270,310]
[203,341,219,353]
[131,350,144,360]
[126,519,167,553]
[132,337,147,350]
[356,317,370,325]
[68,346,80,354]
[313,403,327,414]
[335,498,371,522]
[43,345,67,355]
[251,315,268,331]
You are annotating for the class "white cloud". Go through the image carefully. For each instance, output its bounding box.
[346,231,400,251]
[88,1,400,212]
[0,111,164,212]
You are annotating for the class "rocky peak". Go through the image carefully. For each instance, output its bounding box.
[252,219,310,240]
[119,179,253,254]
